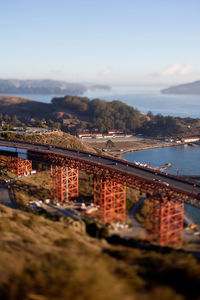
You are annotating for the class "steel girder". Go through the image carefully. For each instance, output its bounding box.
[94,176,126,224]
[7,157,32,177]
[146,198,184,246]
[51,165,78,203]
[42,153,189,203]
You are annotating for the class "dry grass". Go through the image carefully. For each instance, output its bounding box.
[14,131,96,153]
[0,205,200,300]
[0,205,130,300]
[12,171,51,206]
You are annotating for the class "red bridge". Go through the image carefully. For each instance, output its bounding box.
[1,139,200,247]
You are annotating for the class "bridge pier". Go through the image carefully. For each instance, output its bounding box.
[50,165,79,203]
[146,198,184,246]
[7,157,32,177]
[94,177,126,224]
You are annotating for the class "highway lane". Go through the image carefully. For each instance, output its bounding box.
[0,139,200,198]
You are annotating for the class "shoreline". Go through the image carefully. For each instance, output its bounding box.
[115,141,179,155]
[84,137,181,156]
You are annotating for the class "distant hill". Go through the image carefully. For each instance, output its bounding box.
[161,80,200,94]
[0,79,110,95]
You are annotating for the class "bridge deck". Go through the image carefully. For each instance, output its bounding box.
[0,139,200,200]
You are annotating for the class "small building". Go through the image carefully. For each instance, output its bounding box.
[77,132,92,139]
[95,133,103,139]
[113,133,127,138]
[77,132,103,139]
[181,137,200,143]
[125,134,132,137]
[103,134,114,139]
[108,129,124,134]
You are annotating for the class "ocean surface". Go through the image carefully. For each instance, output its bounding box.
[5,85,200,118]
[123,145,200,224]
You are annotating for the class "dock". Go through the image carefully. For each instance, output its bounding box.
[154,163,172,171]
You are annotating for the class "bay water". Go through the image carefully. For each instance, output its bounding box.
[123,146,200,224]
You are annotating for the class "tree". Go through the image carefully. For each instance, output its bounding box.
[11,115,19,126]
[147,111,154,119]
[106,139,115,149]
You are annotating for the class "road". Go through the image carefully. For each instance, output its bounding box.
[125,197,146,238]
[41,203,81,220]
[0,139,200,199]
[0,185,15,208]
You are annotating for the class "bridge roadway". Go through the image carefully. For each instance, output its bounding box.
[0,139,200,200]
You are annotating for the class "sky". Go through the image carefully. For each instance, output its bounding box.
[0,0,200,87]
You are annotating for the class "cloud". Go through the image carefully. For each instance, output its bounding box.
[160,63,194,77]
[98,68,112,77]
[179,65,194,76]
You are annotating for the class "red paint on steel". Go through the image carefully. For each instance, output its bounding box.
[51,165,67,203]
[7,157,32,177]
[146,198,184,246]
[94,177,126,224]
[50,165,78,203]
[66,167,79,201]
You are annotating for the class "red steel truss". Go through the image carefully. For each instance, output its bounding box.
[7,157,32,177]
[51,165,78,203]
[146,198,184,246]
[42,152,189,203]
[94,177,126,224]
[66,167,79,200]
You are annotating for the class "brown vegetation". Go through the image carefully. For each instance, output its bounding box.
[0,205,200,299]
[10,131,96,153]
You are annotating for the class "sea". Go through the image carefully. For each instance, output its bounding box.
[4,86,200,223]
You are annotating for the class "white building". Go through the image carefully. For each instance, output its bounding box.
[181,137,200,143]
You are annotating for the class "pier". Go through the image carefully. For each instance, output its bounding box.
[154,163,172,171]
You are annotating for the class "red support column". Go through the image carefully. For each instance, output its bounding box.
[66,167,79,201]
[7,157,32,177]
[146,198,184,246]
[51,165,79,203]
[94,177,126,224]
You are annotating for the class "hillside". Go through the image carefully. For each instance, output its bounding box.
[0,95,52,120]
[161,80,200,94]
[0,94,144,133]
[1,94,200,137]
[0,204,200,299]
[0,79,110,95]
[0,131,96,153]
